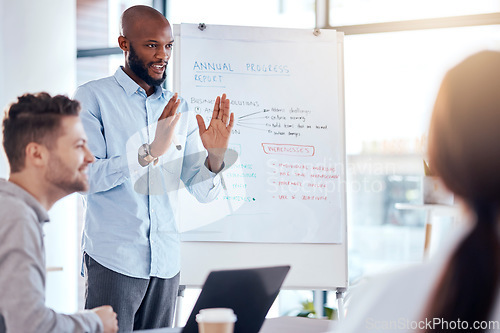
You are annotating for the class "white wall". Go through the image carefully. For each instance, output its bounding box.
[0,0,79,313]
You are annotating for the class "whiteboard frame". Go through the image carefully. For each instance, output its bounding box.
[173,25,347,290]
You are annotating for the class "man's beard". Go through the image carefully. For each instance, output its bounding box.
[45,153,88,194]
[129,43,167,87]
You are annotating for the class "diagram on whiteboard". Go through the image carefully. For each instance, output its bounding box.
[176,24,345,244]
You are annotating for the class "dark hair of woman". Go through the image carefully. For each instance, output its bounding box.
[425,50,500,332]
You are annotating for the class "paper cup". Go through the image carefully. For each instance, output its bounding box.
[196,308,237,333]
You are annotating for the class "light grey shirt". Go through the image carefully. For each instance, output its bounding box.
[0,179,103,333]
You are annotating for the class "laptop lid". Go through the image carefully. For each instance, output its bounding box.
[182,265,290,333]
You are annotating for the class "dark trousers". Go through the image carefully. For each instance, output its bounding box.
[84,253,180,332]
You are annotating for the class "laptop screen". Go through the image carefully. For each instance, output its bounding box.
[182,265,290,333]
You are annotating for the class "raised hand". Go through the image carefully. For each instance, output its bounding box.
[150,93,181,158]
[196,93,234,172]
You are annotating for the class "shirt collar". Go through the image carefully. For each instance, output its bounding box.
[114,67,167,100]
[0,179,50,224]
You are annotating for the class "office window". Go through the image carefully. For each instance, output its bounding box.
[77,0,153,85]
[330,0,500,26]
[344,25,500,279]
[168,0,315,28]
[77,0,153,49]
[345,26,500,156]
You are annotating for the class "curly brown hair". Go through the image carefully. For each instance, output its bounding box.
[2,92,81,173]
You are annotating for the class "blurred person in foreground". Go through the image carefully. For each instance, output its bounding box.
[0,93,118,333]
[337,51,500,332]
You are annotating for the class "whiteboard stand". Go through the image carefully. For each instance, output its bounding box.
[313,290,324,318]
[336,287,347,321]
[173,285,186,327]
[313,287,346,320]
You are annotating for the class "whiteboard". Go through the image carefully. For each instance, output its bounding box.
[173,24,347,289]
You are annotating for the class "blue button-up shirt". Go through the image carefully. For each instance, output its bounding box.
[74,67,221,279]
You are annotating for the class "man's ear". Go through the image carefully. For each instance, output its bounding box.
[118,36,129,52]
[25,142,49,168]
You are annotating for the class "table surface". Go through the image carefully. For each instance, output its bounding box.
[135,317,333,333]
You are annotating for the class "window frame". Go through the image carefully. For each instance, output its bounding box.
[76,0,167,58]
[316,0,500,34]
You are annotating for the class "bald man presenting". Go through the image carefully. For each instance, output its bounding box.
[74,5,234,331]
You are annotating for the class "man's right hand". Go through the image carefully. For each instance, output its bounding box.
[149,93,181,158]
[92,305,118,333]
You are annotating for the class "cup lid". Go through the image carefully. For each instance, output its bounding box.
[196,308,237,323]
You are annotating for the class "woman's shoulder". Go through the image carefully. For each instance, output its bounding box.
[338,226,471,333]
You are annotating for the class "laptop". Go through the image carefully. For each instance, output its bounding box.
[141,265,290,333]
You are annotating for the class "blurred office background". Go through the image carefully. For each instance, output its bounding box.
[1,0,500,320]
